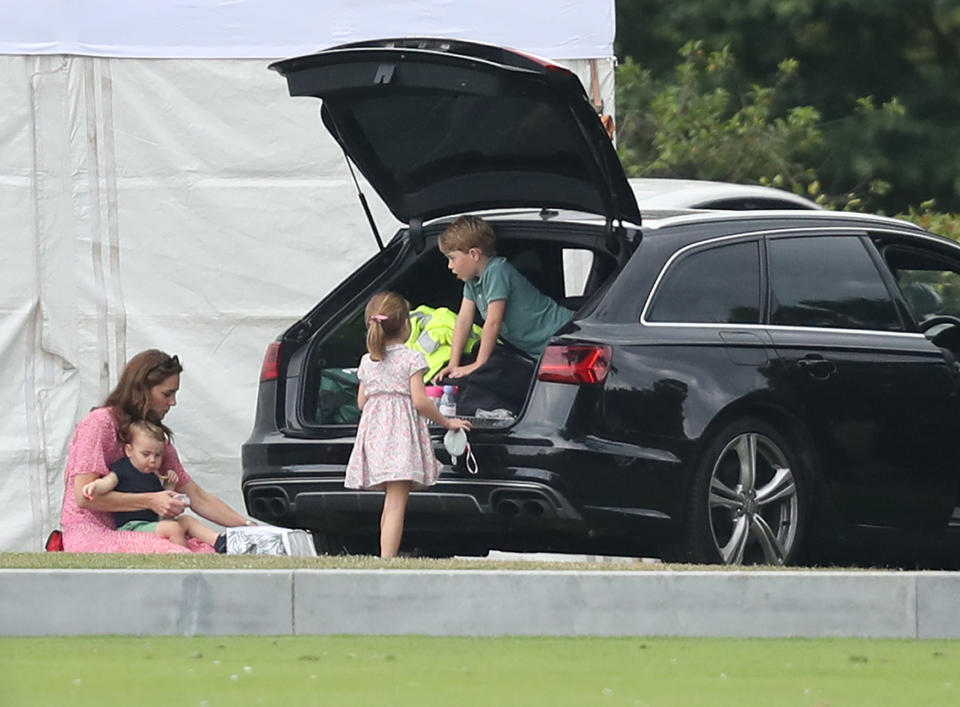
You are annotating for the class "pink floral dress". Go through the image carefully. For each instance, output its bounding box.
[345,345,443,490]
[58,407,214,553]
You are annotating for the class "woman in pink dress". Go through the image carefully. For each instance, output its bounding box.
[345,292,471,558]
[59,349,250,553]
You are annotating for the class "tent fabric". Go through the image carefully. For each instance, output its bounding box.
[0,1,614,60]
[0,11,615,552]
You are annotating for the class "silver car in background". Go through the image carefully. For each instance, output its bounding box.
[629,177,822,211]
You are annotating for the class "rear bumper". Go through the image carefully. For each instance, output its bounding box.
[242,460,677,557]
[241,416,686,553]
[245,475,583,524]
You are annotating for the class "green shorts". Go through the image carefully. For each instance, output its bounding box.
[118,520,160,533]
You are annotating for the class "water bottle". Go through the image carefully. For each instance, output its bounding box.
[425,385,443,407]
[439,384,457,417]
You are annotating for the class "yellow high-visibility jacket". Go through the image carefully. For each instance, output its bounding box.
[406,305,483,381]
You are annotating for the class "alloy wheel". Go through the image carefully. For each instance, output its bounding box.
[707,432,798,565]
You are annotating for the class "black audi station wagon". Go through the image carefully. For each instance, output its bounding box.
[242,38,960,566]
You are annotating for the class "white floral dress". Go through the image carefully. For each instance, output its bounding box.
[345,345,442,490]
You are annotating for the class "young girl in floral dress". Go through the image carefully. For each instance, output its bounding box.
[345,292,471,558]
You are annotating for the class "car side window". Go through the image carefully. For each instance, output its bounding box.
[647,240,760,323]
[884,246,960,324]
[768,235,901,331]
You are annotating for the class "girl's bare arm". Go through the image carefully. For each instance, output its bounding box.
[410,373,471,431]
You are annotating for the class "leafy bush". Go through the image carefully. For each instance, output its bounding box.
[897,203,960,242]
[616,41,903,211]
[617,42,820,193]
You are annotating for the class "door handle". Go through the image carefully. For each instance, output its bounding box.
[796,355,836,379]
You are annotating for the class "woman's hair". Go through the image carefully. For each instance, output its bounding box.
[123,420,167,446]
[365,292,410,361]
[103,349,183,436]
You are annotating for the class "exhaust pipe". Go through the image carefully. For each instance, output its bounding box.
[249,493,290,519]
[496,499,521,517]
[522,499,547,517]
[494,496,554,519]
[251,497,270,517]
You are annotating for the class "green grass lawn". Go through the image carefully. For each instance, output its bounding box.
[0,550,642,571]
[2,552,936,705]
[2,635,957,706]
[0,551,844,571]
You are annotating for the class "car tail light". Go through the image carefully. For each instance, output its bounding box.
[260,341,282,382]
[537,345,612,385]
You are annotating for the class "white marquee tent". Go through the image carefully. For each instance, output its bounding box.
[0,0,617,550]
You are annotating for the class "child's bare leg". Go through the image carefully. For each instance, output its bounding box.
[176,516,222,547]
[380,481,412,559]
[156,519,188,546]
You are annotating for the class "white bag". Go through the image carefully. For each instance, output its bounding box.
[225,525,317,556]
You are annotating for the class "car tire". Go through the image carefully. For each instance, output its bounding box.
[673,417,809,566]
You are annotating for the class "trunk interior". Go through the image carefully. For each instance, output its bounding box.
[295,219,624,431]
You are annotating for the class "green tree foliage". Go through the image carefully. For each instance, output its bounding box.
[615,0,960,213]
[617,41,897,208]
[898,203,960,243]
[617,42,824,196]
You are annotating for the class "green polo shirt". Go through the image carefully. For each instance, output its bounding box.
[463,256,574,358]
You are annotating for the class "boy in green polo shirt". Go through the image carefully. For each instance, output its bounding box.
[435,215,574,412]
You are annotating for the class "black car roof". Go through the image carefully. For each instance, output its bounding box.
[642,209,928,236]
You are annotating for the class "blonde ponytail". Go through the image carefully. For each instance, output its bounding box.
[364,292,410,361]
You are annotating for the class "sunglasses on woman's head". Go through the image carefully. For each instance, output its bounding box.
[149,354,180,376]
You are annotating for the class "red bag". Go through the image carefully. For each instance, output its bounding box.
[45,529,64,552]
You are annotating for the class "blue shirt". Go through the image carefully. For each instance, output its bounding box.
[463,256,574,358]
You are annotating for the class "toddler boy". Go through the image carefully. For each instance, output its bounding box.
[82,420,225,551]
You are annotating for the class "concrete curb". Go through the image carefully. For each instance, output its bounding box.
[3,569,960,638]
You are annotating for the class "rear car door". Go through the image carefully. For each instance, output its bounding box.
[764,232,959,530]
[617,236,774,446]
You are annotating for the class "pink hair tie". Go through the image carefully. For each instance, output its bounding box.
[369,314,388,323]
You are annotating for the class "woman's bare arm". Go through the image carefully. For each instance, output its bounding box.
[73,472,186,518]
[182,480,247,527]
